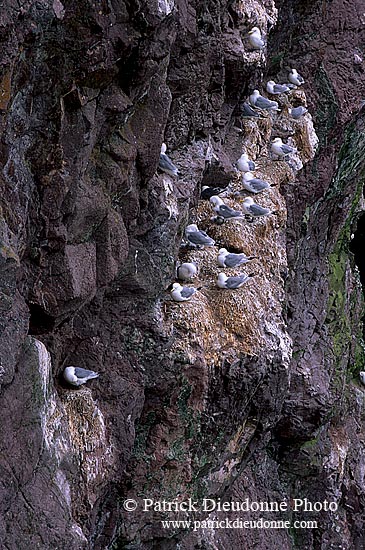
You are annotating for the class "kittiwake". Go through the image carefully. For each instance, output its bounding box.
[217,248,256,268]
[217,272,254,289]
[210,196,245,220]
[177,262,198,281]
[266,80,291,95]
[171,283,198,302]
[271,137,297,158]
[185,224,215,247]
[239,172,273,194]
[159,143,179,177]
[288,69,304,86]
[249,90,280,111]
[359,371,365,386]
[289,106,308,119]
[248,27,265,50]
[235,153,255,173]
[238,102,261,118]
[242,197,277,218]
[63,366,99,387]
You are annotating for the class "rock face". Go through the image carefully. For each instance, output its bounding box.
[0,0,365,549]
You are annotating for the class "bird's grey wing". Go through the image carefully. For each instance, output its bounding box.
[159,153,178,174]
[248,161,255,170]
[74,367,98,379]
[219,205,242,217]
[180,287,196,298]
[226,254,247,268]
[189,231,213,245]
[273,84,287,93]
[292,106,307,118]
[240,103,260,117]
[281,144,295,154]
[298,74,304,83]
[250,179,267,191]
[255,96,273,109]
[226,275,247,289]
[249,204,270,216]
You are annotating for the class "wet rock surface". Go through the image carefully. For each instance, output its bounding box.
[0,0,364,549]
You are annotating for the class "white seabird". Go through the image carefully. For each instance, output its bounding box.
[185,224,215,247]
[271,137,297,158]
[63,366,99,387]
[249,90,280,111]
[239,172,273,194]
[217,272,254,289]
[177,262,198,281]
[171,283,198,302]
[159,143,179,177]
[266,80,291,95]
[359,371,365,386]
[238,102,261,118]
[288,69,304,86]
[210,196,245,221]
[201,185,229,200]
[289,106,308,119]
[235,153,255,173]
[242,197,277,218]
[217,248,256,268]
[248,27,265,50]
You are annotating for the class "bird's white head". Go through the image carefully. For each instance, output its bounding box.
[161,143,167,154]
[218,248,228,254]
[272,137,283,144]
[239,152,248,160]
[267,80,276,86]
[248,27,260,35]
[243,172,254,181]
[252,89,260,96]
[172,283,182,291]
[217,273,227,282]
[243,197,254,206]
[210,195,223,206]
[290,69,298,76]
[186,224,198,233]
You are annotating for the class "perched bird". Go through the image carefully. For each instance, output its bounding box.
[288,68,304,86]
[271,137,297,158]
[171,283,198,302]
[239,172,272,194]
[289,106,308,119]
[242,197,277,218]
[217,248,256,268]
[248,27,265,50]
[359,371,365,386]
[210,196,245,221]
[217,272,254,289]
[201,185,228,200]
[185,224,215,247]
[159,143,179,177]
[238,102,261,118]
[249,90,280,111]
[63,366,99,387]
[266,80,291,95]
[177,262,197,281]
[235,153,255,172]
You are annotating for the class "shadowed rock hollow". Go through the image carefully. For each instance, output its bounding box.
[0,0,365,549]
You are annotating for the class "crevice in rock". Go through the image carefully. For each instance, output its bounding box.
[27,303,55,335]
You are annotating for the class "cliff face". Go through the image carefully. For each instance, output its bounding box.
[1,0,365,549]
